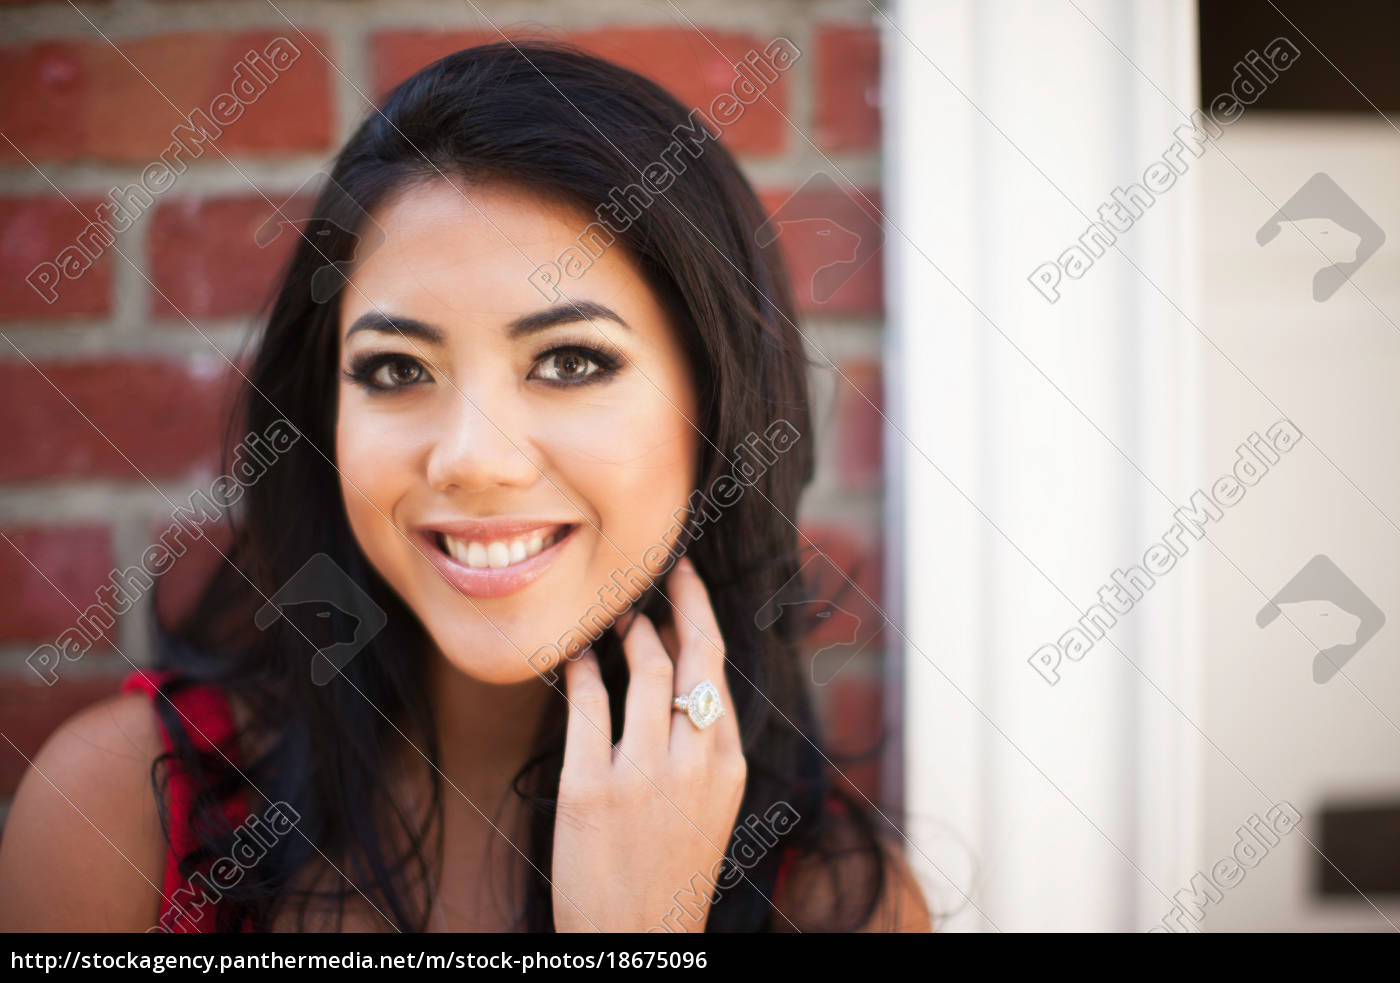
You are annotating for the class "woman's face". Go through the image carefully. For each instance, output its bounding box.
[335,177,700,685]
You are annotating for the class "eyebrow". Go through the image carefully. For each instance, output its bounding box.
[507,301,631,338]
[344,312,445,345]
[344,301,630,344]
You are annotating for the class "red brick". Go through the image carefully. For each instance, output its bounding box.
[150,513,233,628]
[571,28,792,156]
[815,25,880,151]
[833,360,883,491]
[758,185,883,316]
[0,197,114,321]
[0,525,117,650]
[148,195,313,319]
[0,358,233,481]
[371,27,792,154]
[821,674,885,803]
[793,520,885,657]
[370,28,495,98]
[0,42,88,164]
[0,675,125,799]
[0,31,333,164]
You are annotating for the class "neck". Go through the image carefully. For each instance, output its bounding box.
[420,651,559,805]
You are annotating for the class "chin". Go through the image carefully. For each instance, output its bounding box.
[417,596,605,688]
[445,651,553,687]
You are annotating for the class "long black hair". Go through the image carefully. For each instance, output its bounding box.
[148,39,897,932]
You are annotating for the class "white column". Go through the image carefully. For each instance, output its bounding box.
[884,0,1200,930]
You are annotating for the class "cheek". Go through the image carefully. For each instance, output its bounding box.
[335,397,417,556]
[543,378,699,564]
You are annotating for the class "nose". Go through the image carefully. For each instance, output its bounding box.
[425,385,542,494]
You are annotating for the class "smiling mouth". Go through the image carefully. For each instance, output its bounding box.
[434,524,573,570]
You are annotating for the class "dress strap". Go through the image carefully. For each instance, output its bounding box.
[121,669,249,932]
[771,792,849,908]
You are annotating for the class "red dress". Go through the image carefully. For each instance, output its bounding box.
[121,669,250,932]
[124,668,806,932]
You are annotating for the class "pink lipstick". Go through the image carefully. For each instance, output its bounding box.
[416,518,579,599]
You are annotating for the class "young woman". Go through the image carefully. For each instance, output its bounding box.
[0,40,932,933]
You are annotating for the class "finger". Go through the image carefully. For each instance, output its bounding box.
[617,613,675,763]
[669,556,725,666]
[612,607,640,637]
[561,648,612,779]
[667,557,740,754]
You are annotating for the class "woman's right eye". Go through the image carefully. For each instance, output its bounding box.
[344,354,432,392]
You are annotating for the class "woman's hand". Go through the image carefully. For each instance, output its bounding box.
[552,555,748,933]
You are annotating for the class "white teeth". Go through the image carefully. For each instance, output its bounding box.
[465,541,488,568]
[440,528,565,569]
[445,536,467,564]
[486,541,511,568]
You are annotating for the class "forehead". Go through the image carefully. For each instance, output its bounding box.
[339,177,667,339]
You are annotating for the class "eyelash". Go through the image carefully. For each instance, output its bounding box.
[341,340,624,394]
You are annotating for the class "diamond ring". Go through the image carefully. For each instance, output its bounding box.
[672,679,725,730]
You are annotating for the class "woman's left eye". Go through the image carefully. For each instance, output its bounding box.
[531,349,606,384]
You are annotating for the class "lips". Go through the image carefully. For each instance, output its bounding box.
[417,519,578,599]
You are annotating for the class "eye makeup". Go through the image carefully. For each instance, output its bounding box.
[342,352,431,393]
[526,335,625,388]
[340,335,627,395]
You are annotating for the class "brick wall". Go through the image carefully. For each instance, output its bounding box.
[0,0,885,820]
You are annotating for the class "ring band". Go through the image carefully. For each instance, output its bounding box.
[672,679,725,730]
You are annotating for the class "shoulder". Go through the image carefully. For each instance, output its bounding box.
[860,831,935,932]
[0,690,169,931]
[771,802,934,933]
